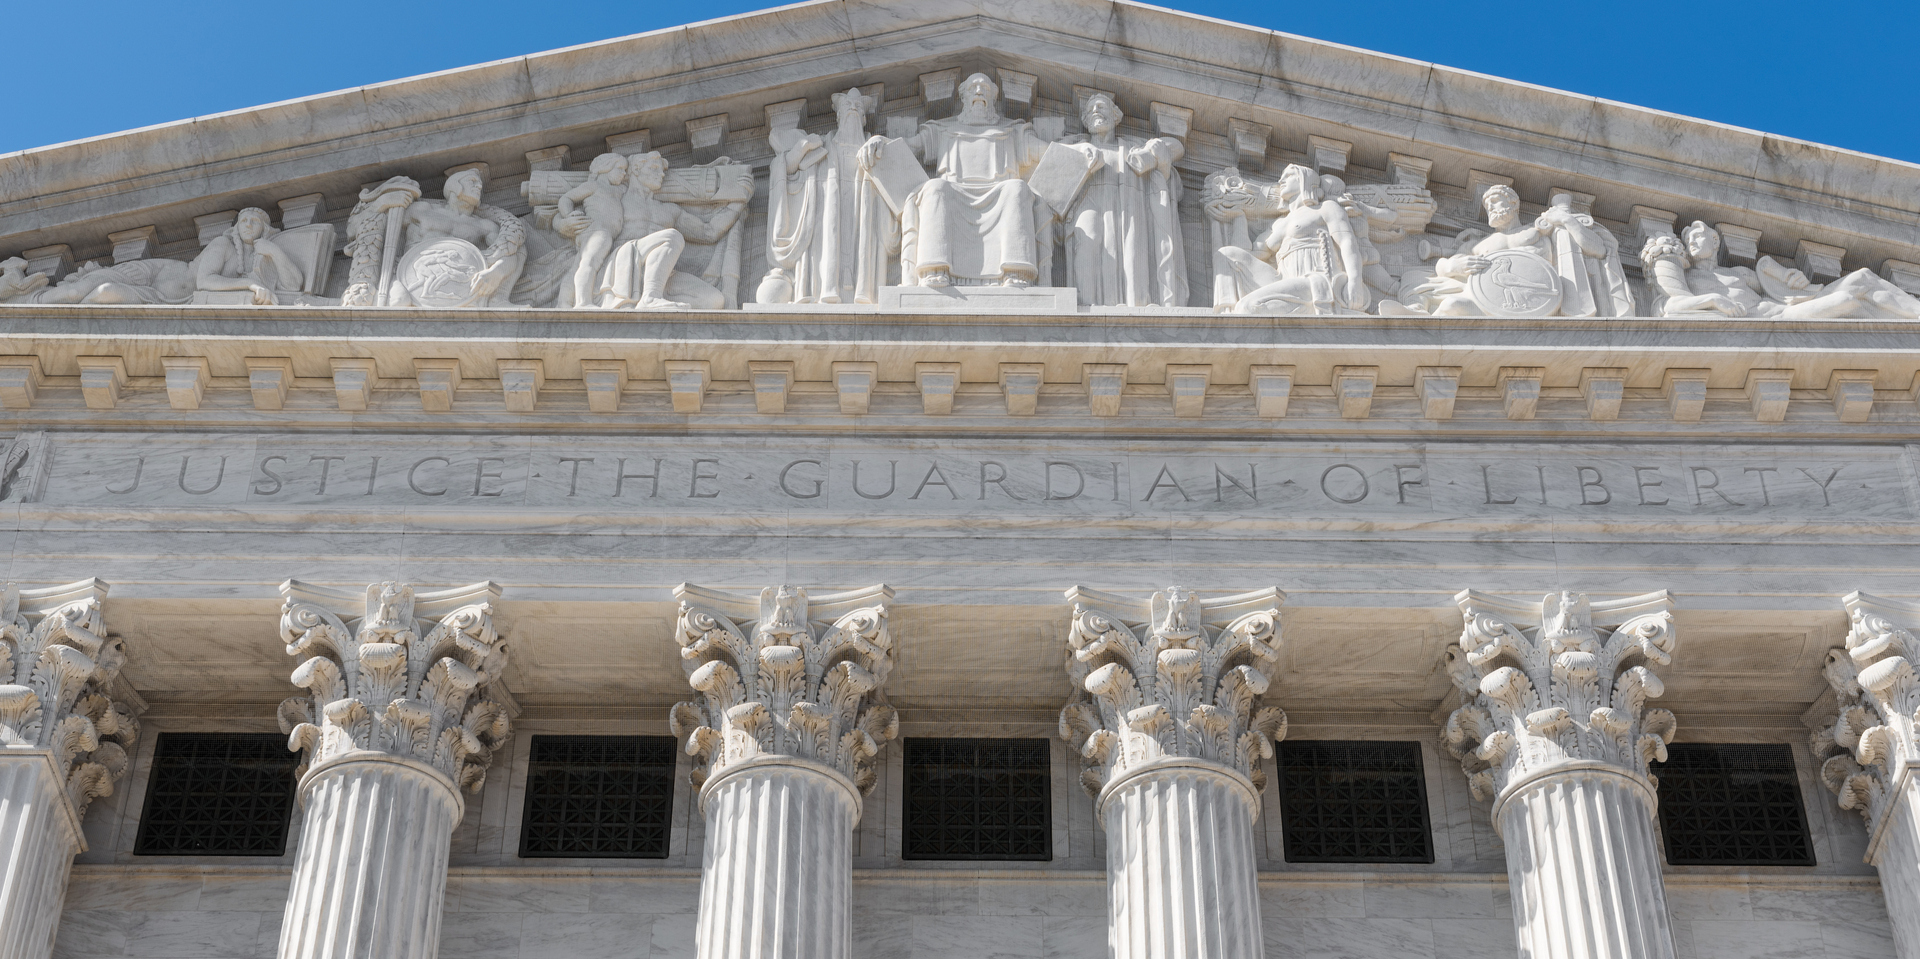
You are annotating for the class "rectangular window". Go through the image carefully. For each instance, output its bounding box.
[1278,740,1434,863]
[133,733,299,857]
[519,735,677,859]
[902,738,1051,861]
[1653,743,1815,866]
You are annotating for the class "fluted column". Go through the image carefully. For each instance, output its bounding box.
[1059,586,1286,959]
[275,581,512,959]
[1814,593,1920,959]
[0,580,138,959]
[1442,589,1679,959]
[671,584,896,959]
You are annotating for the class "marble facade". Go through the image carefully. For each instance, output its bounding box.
[1,1,1919,958]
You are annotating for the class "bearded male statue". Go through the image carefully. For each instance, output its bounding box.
[865,72,1052,288]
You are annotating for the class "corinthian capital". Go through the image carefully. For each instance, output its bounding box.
[0,579,138,819]
[1058,586,1286,797]
[277,580,512,791]
[1812,592,1920,847]
[670,583,896,793]
[1442,590,1676,802]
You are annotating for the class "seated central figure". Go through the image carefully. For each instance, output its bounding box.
[884,73,1049,287]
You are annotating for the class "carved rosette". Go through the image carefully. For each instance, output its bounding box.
[1058,586,1286,800]
[0,579,137,819]
[670,583,896,793]
[277,580,511,791]
[1811,592,1920,847]
[1441,590,1677,805]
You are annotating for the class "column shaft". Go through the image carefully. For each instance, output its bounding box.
[695,759,858,959]
[1497,769,1675,959]
[1103,763,1263,959]
[1870,777,1920,959]
[0,755,82,959]
[277,756,462,959]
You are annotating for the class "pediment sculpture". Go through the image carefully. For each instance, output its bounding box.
[4,63,1919,319]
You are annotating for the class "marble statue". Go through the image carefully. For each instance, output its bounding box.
[572,152,752,310]
[1391,185,1631,318]
[191,208,306,306]
[1056,92,1188,308]
[342,169,526,308]
[24,258,195,305]
[758,88,894,305]
[0,258,49,302]
[557,153,629,310]
[1641,221,1920,319]
[874,73,1051,288]
[1212,163,1369,315]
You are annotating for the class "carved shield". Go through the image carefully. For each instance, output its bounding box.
[1467,249,1563,318]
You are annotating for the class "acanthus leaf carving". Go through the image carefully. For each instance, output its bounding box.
[1811,592,1920,851]
[1440,589,1676,804]
[276,579,511,791]
[671,583,895,792]
[1059,586,1285,799]
[0,579,137,820]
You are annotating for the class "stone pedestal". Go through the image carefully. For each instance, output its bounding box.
[1100,760,1263,959]
[0,754,85,959]
[1495,765,1675,959]
[695,757,861,959]
[277,754,463,959]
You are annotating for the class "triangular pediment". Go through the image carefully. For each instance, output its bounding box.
[2,0,1916,316]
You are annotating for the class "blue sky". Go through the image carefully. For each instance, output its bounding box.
[3,0,1915,163]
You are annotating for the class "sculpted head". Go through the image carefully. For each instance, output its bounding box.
[956,72,1001,124]
[1277,164,1323,207]
[234,207,272,241]
[832,87,875,127]
[588,151,629,184]
[1682,220,1720,264]
[444,169,485,209]
[1,257,24,278]
[1481,184,1520,227]
[630,152,669,192]
[1079,92,1121,136]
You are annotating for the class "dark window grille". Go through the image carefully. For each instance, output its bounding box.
[133,733,298,857]
[903,738,1051,861]
[1278,740,1433,863]
[1653,743,1815,866]
[519,735,677,859]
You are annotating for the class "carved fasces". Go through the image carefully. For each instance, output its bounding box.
[669,583,896,793]
[277,580,511,791]
[1441,590,1676,802]
[1811,592,1920,845]
[0,579,138,818]
[1058,586,1286,798]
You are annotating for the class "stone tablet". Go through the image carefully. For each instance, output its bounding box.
[1468,248,1563,317]
[396,237,488,309]
[1027,142,1098,217]
[864,137,930,215]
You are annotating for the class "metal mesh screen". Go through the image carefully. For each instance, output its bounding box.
[1278,740,1434,863]
[519,736,677,859]
[132,733,298,857]
[1653,743,1814,866]
[903,738,1051,861]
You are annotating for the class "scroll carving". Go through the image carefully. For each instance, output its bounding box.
[0,580,137,818]
[277,580,512,791]
[1058,586,1286,798]
[1441,590,1676,802]
[670,583,896,792]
